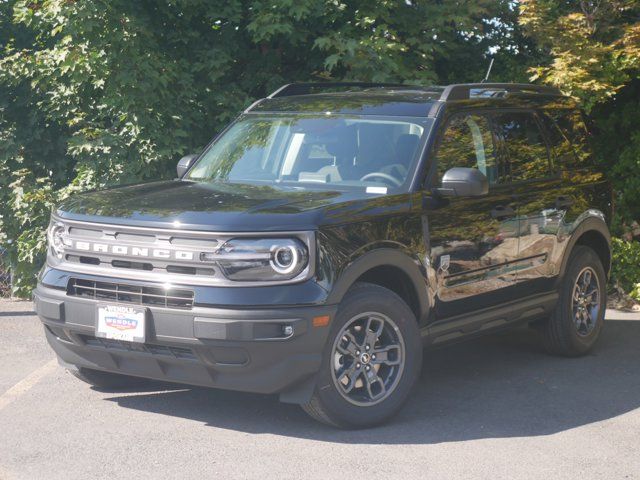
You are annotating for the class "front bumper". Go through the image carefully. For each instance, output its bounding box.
[34,281,337,402]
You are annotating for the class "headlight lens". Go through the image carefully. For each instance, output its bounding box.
[47,221,67,259]
[212,238,309,281]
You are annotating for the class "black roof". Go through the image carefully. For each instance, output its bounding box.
[247,82,571,118]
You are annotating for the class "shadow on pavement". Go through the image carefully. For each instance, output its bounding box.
[106,315,640,444]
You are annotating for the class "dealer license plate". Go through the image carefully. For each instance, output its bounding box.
[96,304,146,343]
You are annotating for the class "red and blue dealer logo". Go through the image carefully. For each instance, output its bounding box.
[105,315,138,331]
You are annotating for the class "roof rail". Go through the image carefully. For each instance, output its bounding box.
[267,82,415,98]
[440,83,561,102]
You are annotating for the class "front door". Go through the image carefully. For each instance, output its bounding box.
[424,113,520,319]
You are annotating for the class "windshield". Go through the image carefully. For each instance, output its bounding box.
[186,114,433,193]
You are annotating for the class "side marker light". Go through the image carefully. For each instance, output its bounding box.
[312,315,331,328]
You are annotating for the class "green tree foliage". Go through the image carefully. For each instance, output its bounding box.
[519,0,640,111]
[520,0,640,230]
[0,0,523,296]
[591,80,640,226]
[612,238,640,301]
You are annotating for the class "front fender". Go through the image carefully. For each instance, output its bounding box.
[325,248,430,323]
[557,211,611,281]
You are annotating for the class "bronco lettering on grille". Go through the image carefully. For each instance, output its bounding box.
[73,241,195,260]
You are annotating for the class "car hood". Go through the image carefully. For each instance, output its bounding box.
[56,180,412,231]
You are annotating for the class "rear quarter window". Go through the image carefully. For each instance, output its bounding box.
[542,108,595,170]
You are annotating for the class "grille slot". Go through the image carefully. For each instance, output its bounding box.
[80,335,196,360]
[166,265,216,276]
[68,278,194,309]
[79,256,100,265]
[167,265,196,275]
[111,259,153,271]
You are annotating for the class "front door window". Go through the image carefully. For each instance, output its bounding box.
[436,114,498,185]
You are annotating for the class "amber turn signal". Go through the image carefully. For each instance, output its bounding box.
[312,315,331,327]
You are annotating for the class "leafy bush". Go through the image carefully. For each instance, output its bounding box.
[611,238,640,301]
[0,248,11,297]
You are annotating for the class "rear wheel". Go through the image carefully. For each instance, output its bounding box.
[302,283,422,428]
[542,245,606,356]
[70,367,148,391]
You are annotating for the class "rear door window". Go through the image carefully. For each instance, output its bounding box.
[543,108,594,170]
[492,112,551,183]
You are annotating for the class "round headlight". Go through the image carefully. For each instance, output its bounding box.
[271,245,299,274]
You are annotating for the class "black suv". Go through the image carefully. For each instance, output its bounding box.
[35,82,612,428]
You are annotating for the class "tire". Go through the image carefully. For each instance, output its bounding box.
[70,367,148,391]
[542,245,607,356]
[302,282,423,428]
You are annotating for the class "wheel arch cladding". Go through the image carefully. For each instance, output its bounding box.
[326,249,429,323]
[561,216,612,280]
[575,230,611,276]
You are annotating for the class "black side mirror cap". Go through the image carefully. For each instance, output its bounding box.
[177,154,198,178]
[435,167,488,197]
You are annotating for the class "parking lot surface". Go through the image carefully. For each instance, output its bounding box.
[1,298,639,480]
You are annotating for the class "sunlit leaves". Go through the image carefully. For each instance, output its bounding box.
[519,0,640,110]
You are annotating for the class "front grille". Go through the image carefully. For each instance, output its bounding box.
[68,278,194,309]
[62,223,222,279]
[80,334,196,360]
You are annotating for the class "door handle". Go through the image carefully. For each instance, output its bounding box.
[555,195,573,209]
[491,205,515,219]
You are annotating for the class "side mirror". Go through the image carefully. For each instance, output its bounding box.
[177,154,198,178]
[436,167,488,197]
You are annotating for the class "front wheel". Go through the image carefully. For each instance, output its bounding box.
[302,283,422,428]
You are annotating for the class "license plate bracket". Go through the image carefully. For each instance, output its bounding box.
[96,304,146,343]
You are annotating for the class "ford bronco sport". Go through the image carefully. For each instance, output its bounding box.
[35,82,612,428]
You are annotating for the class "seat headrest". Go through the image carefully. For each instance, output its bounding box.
[324,126,358,160]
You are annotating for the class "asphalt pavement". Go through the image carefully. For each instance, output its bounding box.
[1,298,639,480]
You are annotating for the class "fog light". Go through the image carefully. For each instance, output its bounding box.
[282,325,294,337]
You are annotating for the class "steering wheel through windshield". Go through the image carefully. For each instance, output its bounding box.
[359,172,403,187]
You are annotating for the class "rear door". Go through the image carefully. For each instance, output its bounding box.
[491,111,561,295]
[425,112,520,318]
